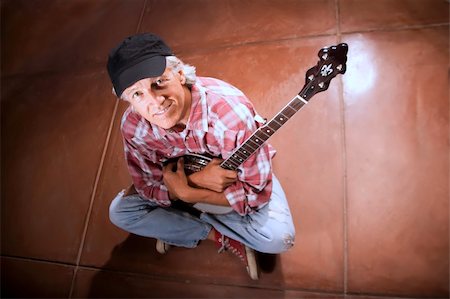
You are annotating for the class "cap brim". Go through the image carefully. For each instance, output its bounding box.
[114,55,166,97]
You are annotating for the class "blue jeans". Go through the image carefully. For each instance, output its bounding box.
[109,176,296,254]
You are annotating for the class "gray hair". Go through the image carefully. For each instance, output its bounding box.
[166,56,197,87]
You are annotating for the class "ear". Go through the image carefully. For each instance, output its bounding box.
[178,70,186,85]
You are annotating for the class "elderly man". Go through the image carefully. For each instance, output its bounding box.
[107,33,295,280]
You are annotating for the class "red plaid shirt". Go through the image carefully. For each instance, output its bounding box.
[120,77,276,215]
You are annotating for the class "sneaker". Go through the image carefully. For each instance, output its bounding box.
[156,239,170,254]
[213,229,259,280]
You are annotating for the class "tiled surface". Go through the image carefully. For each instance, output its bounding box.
[1,0,449,298]
[73,268,345,298]
[1,257,74,298]
[1,70,116,263]
[340,0,449,32]
[74,267,284,298]
[343,27,449,297]
[140,0,337,54]
[1,0,145,75]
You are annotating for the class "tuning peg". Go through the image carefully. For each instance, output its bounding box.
[318,82,324,88]
[308,74,314,81]
[337,64,342,71]
[321,53,328,60]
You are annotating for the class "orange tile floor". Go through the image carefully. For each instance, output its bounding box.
[1,0,448,298]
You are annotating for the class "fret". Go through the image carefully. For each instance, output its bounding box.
[241,149,249,156]
[276,111,290,124]
[229,151,247,164]
[244,141,259,153]
[284,105,298,115]
[264,125,277,136]
[255,130,270,141]
[241,142,257,153]
[231,150,247,161]
[291,99,306,111]
[280,106,297,118]
[247,138,261,149]
[266,119,282,131]
[222,161,237,170]
[252,134,265,144]
[258,129,271,139]
[225,158,240,169]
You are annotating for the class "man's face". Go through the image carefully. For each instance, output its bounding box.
[121,68,191,129]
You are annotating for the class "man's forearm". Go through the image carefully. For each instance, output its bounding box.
[178,186,230,206]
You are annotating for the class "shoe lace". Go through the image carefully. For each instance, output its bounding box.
[217,235,245,263]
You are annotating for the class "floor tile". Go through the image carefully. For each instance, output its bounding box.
[342,27,449,297]
[1,0,145,75]
[340,0,449,32]
[345,295,419,299]
[73,267,344,298]
[1,257,74,298]
[140,0,336,53]
[80,36,346,292]
[1,70,117,263]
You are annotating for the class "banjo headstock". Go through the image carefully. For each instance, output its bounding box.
[301,43,348,100]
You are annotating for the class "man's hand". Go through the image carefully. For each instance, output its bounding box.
[162,158,190,200]
[163,157,232,207]
[188,158,238,193]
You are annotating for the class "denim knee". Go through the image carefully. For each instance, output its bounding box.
[108,190,127,228]
[254,228,295,254]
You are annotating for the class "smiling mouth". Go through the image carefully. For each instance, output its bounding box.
[153,102,172,116]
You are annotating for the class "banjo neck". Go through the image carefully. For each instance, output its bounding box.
[220,43,348,171]
[220,93,309,171]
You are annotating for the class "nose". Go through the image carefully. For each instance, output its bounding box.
[142,89,165,106]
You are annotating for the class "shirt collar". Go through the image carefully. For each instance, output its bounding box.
[186,81,208,133]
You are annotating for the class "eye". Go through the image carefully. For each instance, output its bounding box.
[132,91,143,99]
[152,77,168,89]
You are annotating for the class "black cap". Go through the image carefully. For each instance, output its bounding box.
[107,33,173,97]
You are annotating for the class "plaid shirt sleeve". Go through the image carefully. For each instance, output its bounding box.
[206,82,274,215]
[120,110,171,207]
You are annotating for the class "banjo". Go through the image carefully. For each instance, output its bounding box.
[175,43,348,214]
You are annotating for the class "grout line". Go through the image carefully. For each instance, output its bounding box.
[1,255,77,267]
[68,2,147,296]
[335,0,349,296]
[341,22,449,35]
[176,32,339,57]
[135,0,148,33]
[68,98,120,298]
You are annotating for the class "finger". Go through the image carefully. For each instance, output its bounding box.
[177,157,185,173]
[225,170,238,179]
[163,161,176,173]
[224,177,237,185]
[210,158,223,165]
